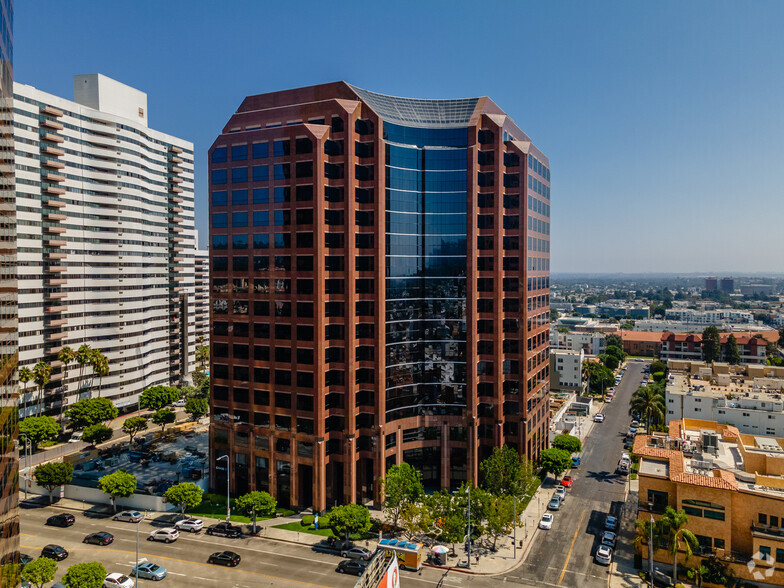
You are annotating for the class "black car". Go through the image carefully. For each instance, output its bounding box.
[41,544,68,561]
[337,560,367,576]
[83,532,113,545]
[20,554,34,569]
[206,522,242,538]
[207,551,241,567]
[46,513,75,528]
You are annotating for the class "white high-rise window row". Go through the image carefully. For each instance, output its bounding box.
[14,74,196,416]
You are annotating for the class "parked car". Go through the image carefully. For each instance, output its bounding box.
[547,497,561,511]
[605,394,614,402]
[336,560,367,576]
[554,487,566,501]
[131,562,167,581]
[103,573,134,588]
[340,546,373,560]
[561,476,574,488]
[113,511,143,523]
[173,399,187,407]
[571,456,581,467]
[68,431,83,443]
[601,531,617,548]
[206,522,242,538]
[594,413,605,423]
[147,528,179,543]
[41,545,68,561]
[84,532,114,546]
[631,420,640,428]
[46,513,75,527]
[174,517,203,533]
[207,551,241,567]
[19,554,34,569]
[313,538,353,555]
[595,545,613,565]
[605,515,618,531]
[539,513,554,530]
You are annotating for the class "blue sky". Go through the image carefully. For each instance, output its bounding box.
[14,1,784,273]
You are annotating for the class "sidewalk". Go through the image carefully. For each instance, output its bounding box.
[609,478,644,588]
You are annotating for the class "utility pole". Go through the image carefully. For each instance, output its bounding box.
[466,486,471,570]
[513,495,517,559]
[217,455,230,521]
[649,514,654,586]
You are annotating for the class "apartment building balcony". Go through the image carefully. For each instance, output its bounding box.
[41,146,65,158]
[41,119,64,131]
[173,287,184,293]
[45,291,67,299]
[0,162,13,176]
[47,239,67,247]
[169,185,183,194]
[173,276,185,282]
[751,524,784,541]
[169,155,183,164]
[171,226,184,233]
[47,278,67,286]
[43,172,66,183]
[171,206,183,213]
[46,344,64,355]
[42,159,65,169]
[47,331,67,341]
[168,145,183,154]
[41,105,64,117]
[169,195,184,203]
[170,166,183,174]
[45,198,66,208]
[45,304,67,313]
[48,317,68,327]
[41,132,65,144]
[46,265,67,273]
[45,226,67,234]
[43,185,66,195]
[170,176,183,184]
[171,238,184,245]
[172,246,184,252]
[172,216,184,223]
[46,213,67,222]
[173,256,184,262]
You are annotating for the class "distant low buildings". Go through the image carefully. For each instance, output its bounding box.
[740,283,776,296]
[665,308,754,325]
[550,327,606,356]
[618,330,661,357]
[660,331,775,364]
[550,349,585,394]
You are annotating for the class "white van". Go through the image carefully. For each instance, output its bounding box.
[68,431,83,443]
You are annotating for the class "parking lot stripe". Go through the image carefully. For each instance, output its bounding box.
[557,508,585,586]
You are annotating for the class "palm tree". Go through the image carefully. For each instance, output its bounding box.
[92,353,109,397]
[629,385,665,431]
[18,366,33,417]
[75,343,93,397]
[659,507,698,583]
[632,517,657,553]
[57,346,76,421]
[32,361,52,417]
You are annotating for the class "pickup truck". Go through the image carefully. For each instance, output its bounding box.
[206,522,243,538]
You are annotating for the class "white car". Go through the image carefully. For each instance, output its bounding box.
[147,528,179,543]
[594,413,605,423]
[104,573,134,588]
[68,431,83,443]
[173,398,187,407]
[595,545,613,565]
[554,487,566,501]
[174,517,203,533]
[113,511,142,523]
[539,513,554,530]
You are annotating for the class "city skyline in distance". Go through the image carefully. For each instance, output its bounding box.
[13,0,784,273]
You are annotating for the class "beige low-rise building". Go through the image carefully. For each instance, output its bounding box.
[636,419,784,585]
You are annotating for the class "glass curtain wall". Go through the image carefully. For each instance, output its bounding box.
[384,123,468,423]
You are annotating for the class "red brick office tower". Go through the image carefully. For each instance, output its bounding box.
[208,83,551,510]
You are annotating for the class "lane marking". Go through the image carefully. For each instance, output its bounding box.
[557,508,585,586]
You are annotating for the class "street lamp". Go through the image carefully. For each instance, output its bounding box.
[18,433,30,501]
[466,485,472,570]
[216,455,230,521]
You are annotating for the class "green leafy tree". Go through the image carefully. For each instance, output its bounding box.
[139,385,180,411]
[605,344,626,362]
[34,461,74,504]
[184,397,209,420]
[583,361,615,395]
[65,398,118,430]
[235,490,276,532]
[329,503,371,539]
[552,434,582,454]
[630,384,666,429]
[196,344,210,370]
[399,501,435,540]
[779,326,784,347]
[550,308,559,322]
[479,444,535,497]
[723,333,740,365]
[539,448,572,477]
[164,482,204,514]
[32,361,52,417]
[98,470,137,512]
[122,416,148,444]
[21,556,57,588]
[600,353,620,370]
[481,492,516,551]
[659,507,698,582]
[192,369,208,390]
[632,517,658,555]
[650,360,667,376]
[380,463,424,531]
[0,563,21,588]
[63,562,107,588]
[82,423,113,445]
[702,326,722,363]
[151,408,176,432]
[19,416,59,450]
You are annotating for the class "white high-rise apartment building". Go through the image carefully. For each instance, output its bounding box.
[14,74,195,417]
[194,241,209,345]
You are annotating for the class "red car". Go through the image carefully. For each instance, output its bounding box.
[560,476,573,488]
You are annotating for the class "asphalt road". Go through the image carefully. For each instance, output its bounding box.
[506,361,647,588]
[19,504,501,588]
